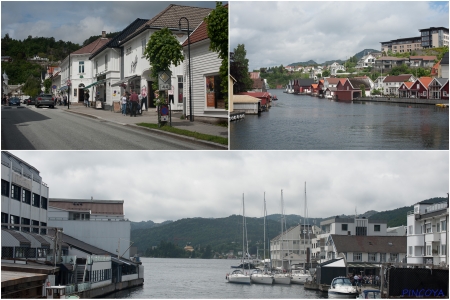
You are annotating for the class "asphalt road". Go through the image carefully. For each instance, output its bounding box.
[1,106,220,150]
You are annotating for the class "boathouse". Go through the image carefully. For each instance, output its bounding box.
[232,95,261,115]
[334,78,371,101]
[409,77,433,99]
[237,92,270,109]
[293,79,315,94]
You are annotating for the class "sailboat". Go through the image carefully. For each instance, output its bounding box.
[291,182,313,284]
[251,192,274,285]
[226,193,251,284]
[273,189,291,285]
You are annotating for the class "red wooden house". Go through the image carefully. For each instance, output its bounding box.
[237,92,271,107]
[293,79,315,94]
[334,78,371,101]
[409,77,432,99]
[398,82,414,98]
[311,83,319,95]
[317,80,325,96]
[428,78,449,100]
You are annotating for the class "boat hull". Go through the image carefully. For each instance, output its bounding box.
[291,274,312,284]
[328,291,359,299]
[273,275,291,285]
[227,274,251,284]
[251,275,273,285]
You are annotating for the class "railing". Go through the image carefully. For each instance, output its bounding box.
[61,255,76,264]
[65,285,76,295]
[77,282,91,292]
[424,201,448,214]
[87,254,111,264]
[48,217,129,222]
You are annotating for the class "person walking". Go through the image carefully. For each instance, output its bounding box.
[85,92,90,107]
[121,93,127,115]
[63,94,67,106]
[129,90,139,117]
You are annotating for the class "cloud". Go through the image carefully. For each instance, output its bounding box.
[230,1,449,70]
[7,151,448,224]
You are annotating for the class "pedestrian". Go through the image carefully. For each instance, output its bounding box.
[129,90,139,117]
[85,92,90,107]
[138,92,143,114]
[63,94,67,106]
[121,93,127,115]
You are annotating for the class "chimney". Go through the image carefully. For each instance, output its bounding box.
[102,31,106,38]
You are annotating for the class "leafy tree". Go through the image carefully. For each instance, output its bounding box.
[230,44,253,93]
[22,75,41,97]
[144,27,184,106]
[360,84,366,97]
[43,78,52,93]
[205,2,228,107]
[322,70,330,77]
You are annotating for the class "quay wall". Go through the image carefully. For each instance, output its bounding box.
[354,97,449,105]
[78,278,144,298]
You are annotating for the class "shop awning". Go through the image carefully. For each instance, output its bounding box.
[111,75,138,87]
[83,79,106,90]
[59,86,68,91]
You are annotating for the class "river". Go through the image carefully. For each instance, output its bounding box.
[105,257,327,298]
[230,92,449,150]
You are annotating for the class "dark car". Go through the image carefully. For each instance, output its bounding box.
[26,97,36,105]
[35,94,55,108]
[8,97,21,106]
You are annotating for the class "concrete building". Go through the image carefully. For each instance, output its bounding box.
[381,37,422,54]
[1,151,49,236]
[419,27,449,48]
[47,198,132,259]
[406,199,448,266]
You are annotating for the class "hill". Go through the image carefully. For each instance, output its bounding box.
[288,60,318,67]
[130,197,447,255]
[286,48,381,67]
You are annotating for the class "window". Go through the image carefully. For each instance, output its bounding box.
[437,223,440,232]
[141,39,146,55]
[426,245,431,256]
[22,189,31,205]
[341,224,348,231]
[1,179,9,196]
[105,54,108,71]
[32,193,40,208]
[1,212,8,228]
[442,220,447,232]
[79,61,84,73]
[95,60,98,74]
[41,197,47,210]
[40,222,47,235]
[425,223,432,233]
[353,253,362,261]
[390,253,398,262]
[21,217,30,232]
[442,244,447,256]
[205,75,225,109]
[374,225,381,232]
[368,253,376,262]
[10,215,19,230]
[126,47,132,55]
[409,246,412,255]
[178,76,184,103]
[32,220,39,233]
[408,225,413,235]
[380,253,386,262]
[11,184,20,200]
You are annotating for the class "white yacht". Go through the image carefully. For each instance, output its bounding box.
[328,277,359,298]
[250,269,273,285]
[227,269,251,284]
[291,269,312,284]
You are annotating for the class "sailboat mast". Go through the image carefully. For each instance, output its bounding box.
[264,192,266,265]
[304,182,306,267]
[242,193,245,272]
[280,189,284,271]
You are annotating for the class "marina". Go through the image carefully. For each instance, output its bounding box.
[230,91,449,150]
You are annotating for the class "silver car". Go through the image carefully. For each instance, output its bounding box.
[35,94,55,108]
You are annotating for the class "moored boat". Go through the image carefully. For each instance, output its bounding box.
[291,269,312,284]
[250,269,273,285]
[226,269,251,284]
[328,277,359,298]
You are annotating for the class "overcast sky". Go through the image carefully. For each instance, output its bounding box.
[230,1,449,71]
[1,1,218,45]
[8,151,448,223]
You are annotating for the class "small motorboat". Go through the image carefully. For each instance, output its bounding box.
[328,277,359,298]
[272,95,278,101]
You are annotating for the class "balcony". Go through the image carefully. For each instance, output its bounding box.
[425,232,440,243]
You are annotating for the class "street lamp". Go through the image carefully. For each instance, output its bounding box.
[179,17,193,122]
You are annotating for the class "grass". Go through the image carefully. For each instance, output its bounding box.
[136,123,228,146]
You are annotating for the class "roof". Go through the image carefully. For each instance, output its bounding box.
[72,37,111,55]
[1,151,42,182]
[326,78,341,85]
[296,79,315,86]
[251,78,264,89]
[90,18,149,59]
[409,56,437,61]
[232,95,261,103]
[2,229,31,246]
[348,78,371,90]
[249,72,260,79]
[311,84,319,88]
[49,198,124,215]
[331,235,407,253]
[126,4,213,45]
[383,75,413,83]
[399,82,414,89]
[418,77,433,87]
[237,92,270,98]
[182,20,207,46]
[377,56,406,61]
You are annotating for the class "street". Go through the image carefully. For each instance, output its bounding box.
[1,106,222,150]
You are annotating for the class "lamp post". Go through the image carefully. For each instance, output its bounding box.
[179,17,193,122]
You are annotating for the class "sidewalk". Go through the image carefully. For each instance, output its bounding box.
[59,103,228,148]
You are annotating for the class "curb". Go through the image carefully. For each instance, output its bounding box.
[63,109,228,150]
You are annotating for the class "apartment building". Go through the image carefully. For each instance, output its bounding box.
[406,199,448,266]
[381,37,422,54]
[419,27,449,48]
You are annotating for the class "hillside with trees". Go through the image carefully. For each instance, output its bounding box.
[131,196,447,257]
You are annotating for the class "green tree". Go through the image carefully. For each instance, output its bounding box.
[43,78,52,93]
[22,75,41,97]
[322,70,330,77]
[144,27,184,105]
[230,44,253,93]
[205,2,228,108]
[360,84,366,97]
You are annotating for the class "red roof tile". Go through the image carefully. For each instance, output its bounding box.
[418,77,433,87]
[182,20,208,46]
[383,75,413,83]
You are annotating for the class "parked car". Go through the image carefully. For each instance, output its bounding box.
[8,97,21,106]
[26,97,36,105]
[35,94,55,108]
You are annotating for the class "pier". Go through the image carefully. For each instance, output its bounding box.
[353,97,449,106]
